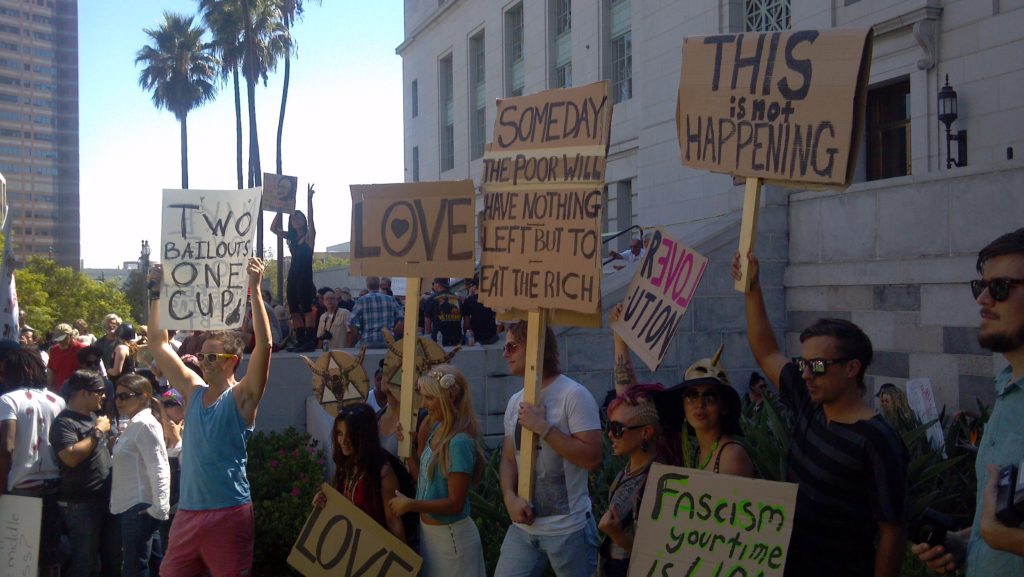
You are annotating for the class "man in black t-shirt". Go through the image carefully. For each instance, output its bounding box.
[423,278,463,346]
[50,370,121,577]
[733,252,908,577]
[461,276,499,345]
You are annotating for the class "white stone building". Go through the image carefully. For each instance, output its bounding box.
[397,0,1024,413]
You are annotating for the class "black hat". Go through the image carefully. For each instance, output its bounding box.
[116,323,136,341]
[653,376,743,436]
[433,278,450,288]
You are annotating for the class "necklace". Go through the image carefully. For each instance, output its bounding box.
[698,435,722,470]
[343,471,365,501]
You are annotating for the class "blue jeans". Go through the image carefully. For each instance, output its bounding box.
[64,500,122,577]
[493,516,599,577]
[120,503,163,577]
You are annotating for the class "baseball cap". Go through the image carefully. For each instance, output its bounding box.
[52,323,75,342]
[433,277,450,288]
[161,389,185,407]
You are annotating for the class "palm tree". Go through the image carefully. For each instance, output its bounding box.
[275,0,318,174]
[198,0,245,189]
[136,12,219,189]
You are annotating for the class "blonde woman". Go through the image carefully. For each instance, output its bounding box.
[388,364,485,576]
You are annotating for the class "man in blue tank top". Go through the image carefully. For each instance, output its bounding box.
[147,257,273,577]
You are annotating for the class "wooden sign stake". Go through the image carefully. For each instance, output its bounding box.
[734,177,763,293]
[398,276,421,459]
[517,309,547,501]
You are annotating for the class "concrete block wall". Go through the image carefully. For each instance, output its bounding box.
[785,162,1023,413]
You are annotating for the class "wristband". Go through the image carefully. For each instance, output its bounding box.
[90,426,105,440]
[540,423,553,440]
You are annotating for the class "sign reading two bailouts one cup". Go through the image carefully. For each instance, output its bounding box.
[677,28,873,187]
[160,188,262,330]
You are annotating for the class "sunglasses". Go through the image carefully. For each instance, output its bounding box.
[606,420,645,439]
[503,341,521,355]
[114,392,141,402]
[682,389,721,404]
[197,353,236,363]
[792,357,852,375]
[971,277,1024,302]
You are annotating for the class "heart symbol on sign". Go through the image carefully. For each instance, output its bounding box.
[391,219,410,238]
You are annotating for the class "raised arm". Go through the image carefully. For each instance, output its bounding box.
[305,184,316,247]
[147,264,205,399]
[608,302,637,396]
[236,257,272,425]
[731,252,788,388]
[269,212,286,240]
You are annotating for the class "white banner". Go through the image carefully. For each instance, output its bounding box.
[160,188,261,330]
[0,494,42,577]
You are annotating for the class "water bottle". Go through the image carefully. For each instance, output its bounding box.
[466,329,475,346]
[322,338,329,352]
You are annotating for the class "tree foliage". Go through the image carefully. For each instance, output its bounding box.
[17,257,134,335]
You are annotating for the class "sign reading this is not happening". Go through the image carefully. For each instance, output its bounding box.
[288,483,421,577]
[629,464,798,577]
[611,227,708,371]
[479,81,611,316]
[160,188,261,330]
[677,28,872,187]
[349,180,476,279]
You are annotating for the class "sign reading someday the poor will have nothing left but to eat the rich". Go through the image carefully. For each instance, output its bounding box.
[160,188,262,331]
[478,80,612,316]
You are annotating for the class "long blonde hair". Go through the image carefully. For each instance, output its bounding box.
[417,364,484,484]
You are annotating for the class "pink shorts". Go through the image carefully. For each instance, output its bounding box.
[160,503,254,577]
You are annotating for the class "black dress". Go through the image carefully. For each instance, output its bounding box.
[287,237,315,314]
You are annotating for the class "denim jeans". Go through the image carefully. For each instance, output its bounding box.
[493,515,599,577]
[120,503,163,577]
[64,500,122,577]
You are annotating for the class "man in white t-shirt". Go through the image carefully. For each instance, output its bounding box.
[0,347,66,577]
[495,321,603,577]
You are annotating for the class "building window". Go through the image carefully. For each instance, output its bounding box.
[866,78,911,181]
[505,3,524,97]
[609,0,631,103]
[439,54,454,172]
[745,0,790,32]
[411,79,418,118]
[551,0,571,88]
[469,31,486,160]
[412,146,420,182]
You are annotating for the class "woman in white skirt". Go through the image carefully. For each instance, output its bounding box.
[389,364,486,576]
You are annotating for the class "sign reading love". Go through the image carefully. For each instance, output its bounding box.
[350,180,476,278]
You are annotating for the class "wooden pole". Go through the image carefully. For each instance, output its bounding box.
[517,309,547,501]
[734,177,763,293]
[398,276,421,459]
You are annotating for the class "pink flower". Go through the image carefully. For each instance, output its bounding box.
[269,460,279,469]
[317,458,325,465]
[291,487,301,497]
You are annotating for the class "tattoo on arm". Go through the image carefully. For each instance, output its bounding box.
[614,354,635,387]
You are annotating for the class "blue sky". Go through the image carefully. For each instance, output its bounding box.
[78,2,404,268]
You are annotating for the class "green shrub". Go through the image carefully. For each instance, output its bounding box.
[247,427,326,577]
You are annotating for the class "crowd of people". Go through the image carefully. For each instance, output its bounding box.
[1,226,1022,577]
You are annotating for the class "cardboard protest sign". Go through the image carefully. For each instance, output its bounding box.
[482,81,611,191]
[0,494,42,577]
[906,378,947,456]
[479,81,611,316]
[612,227,708,370]
[479,189,603,314]
[288,483,421,577]
[677,28,872,187]
[160,188,262,330]
[262,172,299,213]
[629,463,798,577]
[350,181,476,278]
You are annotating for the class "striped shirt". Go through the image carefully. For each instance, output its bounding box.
[779,362,908,577]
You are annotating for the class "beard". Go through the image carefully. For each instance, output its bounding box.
[978,324,1024,353]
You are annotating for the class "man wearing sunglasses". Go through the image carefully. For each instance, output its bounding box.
[733,251,908,577]
[146,257,273,577]
[914,228,1024,577]
[494,321,603,577]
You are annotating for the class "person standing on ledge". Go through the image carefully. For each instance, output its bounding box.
[146,257,272,577]
[271,183,317,352]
